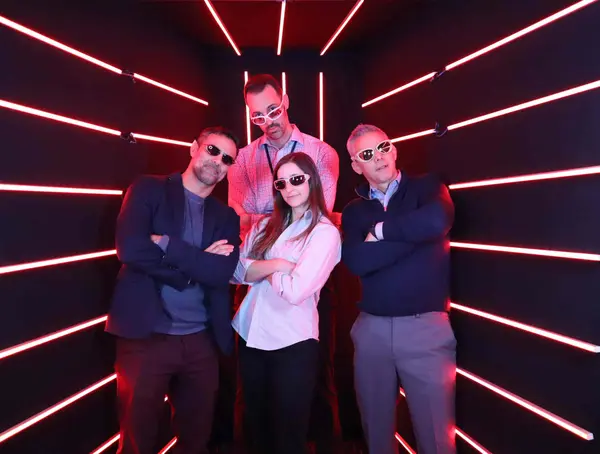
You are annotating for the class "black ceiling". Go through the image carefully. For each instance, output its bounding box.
[138,0,424,54]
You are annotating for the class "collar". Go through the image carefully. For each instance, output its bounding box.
[356,170,403,200]
[369,170,402,197]
[259,124,304,150]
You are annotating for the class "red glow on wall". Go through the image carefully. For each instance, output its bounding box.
[320,0,364,56]
[0,374,117,444]
[203,0,241,56]
[0,15,209,105]
[451,303,600,353]
[277,0,287,55]
[450,241,600,262]
[0,250,116,276]
[362,0,598,107]
[457,368,594,440]
[0,183,123,196]
[0,316,108,362]
[449,165,600,190]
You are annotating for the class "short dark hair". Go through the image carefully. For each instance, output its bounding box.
[196,126,240,150]
[244,74,283,99]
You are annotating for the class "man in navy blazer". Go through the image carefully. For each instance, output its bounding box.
[106,126,241,454]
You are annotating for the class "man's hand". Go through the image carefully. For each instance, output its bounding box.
[205,239,234,256]
[151,234,163,244]
[364,232,379,242]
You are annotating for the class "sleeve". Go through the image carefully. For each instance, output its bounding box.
[115,177,190,291]
[230,220,263,285]
[381,177,454,243]
[341,204,415,277]
[317,144,340,212]
[162,207,241,287]
[270,225,341,306]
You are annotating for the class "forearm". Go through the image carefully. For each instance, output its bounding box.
[245,259,286,283]
[342,241,413,277]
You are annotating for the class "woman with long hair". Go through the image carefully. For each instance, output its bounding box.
[231,152,341,454]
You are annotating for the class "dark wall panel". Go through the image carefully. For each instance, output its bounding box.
[362,0,600,453]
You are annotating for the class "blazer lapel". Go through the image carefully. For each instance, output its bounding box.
[165,173,185,237]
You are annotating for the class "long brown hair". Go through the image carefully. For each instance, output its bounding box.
[249,152,331,259]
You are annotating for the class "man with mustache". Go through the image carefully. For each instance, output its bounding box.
[228,74,340,453]
[107,127,241,454]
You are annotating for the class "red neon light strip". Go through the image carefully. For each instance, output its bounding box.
[0,16,209,106]
[362,72,436,107]
[449,165,600,190]
[159,437,178,454]
[0,316,108,361]
[456,429,492,454]
[132,74,208,106]
[394,432,416,454]
[244,71,251,145]
[0,99,191,147]
[457,368,594,440]
[0,374,117,444]
[0,99,120,136]
[446,0,598,71]
[282,72,287,95]
[319,72,324,141]
[451,303,600,353]
[362,0,597,107]
[399,388,492,454]
[451,241,600,262]
[277,0,287,56]
[320,0,365,56]
[390,78,600,143]
[203,0,241,56]
[0,183,122,196]
[448,79,600,131]
[91,434,120,454]
[0,249,116,276]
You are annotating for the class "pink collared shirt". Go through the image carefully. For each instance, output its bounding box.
[231,212,341,351]
[228,125,339,234]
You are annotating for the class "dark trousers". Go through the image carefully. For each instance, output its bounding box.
[239,339,319,454]
[115,330,218,454]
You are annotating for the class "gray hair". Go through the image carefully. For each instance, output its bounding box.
[346,124,388,155]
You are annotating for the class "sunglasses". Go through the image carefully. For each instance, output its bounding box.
[352,140,393,163]
[203,143,235,166]
[273,173,310,191]
[250,100,285,126]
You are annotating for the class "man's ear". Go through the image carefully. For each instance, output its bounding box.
[190,140,199,158]
[283,93,290,110]
[351,160,363,175]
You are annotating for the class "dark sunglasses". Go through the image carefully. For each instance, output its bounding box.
[273,173,310,191]
[352,140,393,163]
[204,143,235,166]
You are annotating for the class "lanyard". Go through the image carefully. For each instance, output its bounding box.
[264,141,298,175]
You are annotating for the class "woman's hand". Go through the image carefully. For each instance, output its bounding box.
[274,258,296,274]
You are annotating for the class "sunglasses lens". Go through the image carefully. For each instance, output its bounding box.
[378,141,392,153]
[222,154,234,166]
[206,145,220,156]
[274,180,286,191]
[268,107,283,120]
[289,175,306,186]
[358,149,374,162]
[251,117,266,125]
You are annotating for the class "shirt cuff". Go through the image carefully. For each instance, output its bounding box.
[375,222,384,240]
[157,235,170,252]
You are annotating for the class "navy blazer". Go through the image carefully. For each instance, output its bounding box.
[106,173,241,354]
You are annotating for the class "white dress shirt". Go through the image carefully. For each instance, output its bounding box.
[231,211,341,351]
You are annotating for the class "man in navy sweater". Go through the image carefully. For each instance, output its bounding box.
[106,126,241,454]
[341,124,456,454]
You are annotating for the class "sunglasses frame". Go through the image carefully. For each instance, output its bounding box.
[201,142,236,166]
[250,99,285,126]
[273,173,311,191]
[352,140,394,163]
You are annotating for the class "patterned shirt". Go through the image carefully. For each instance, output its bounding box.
[228,125,339,234]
